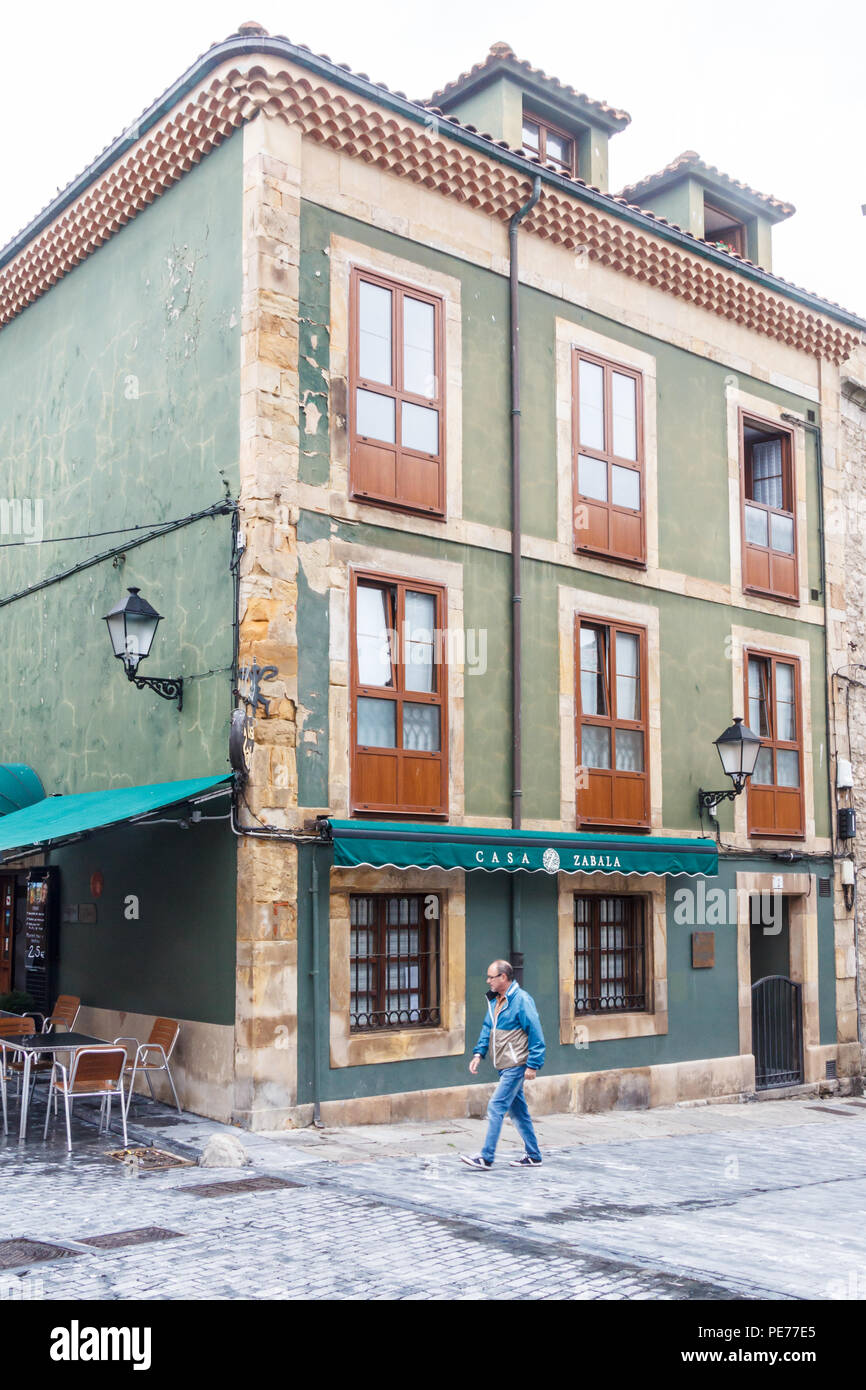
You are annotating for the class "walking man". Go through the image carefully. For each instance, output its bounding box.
[460,960,545,1169]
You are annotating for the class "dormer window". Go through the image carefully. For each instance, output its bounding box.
[522,111,576,176]
[703,199,747,257]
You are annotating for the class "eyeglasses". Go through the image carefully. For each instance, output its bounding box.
[486,973,504,980]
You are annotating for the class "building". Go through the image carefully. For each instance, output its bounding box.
[0,26,863,1129]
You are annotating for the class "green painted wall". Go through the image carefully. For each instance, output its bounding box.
[0,133,243,794]
[297,202,830,835]
[294,198,835,1100]
[297,846,834,1101]
[52,819,236,1025]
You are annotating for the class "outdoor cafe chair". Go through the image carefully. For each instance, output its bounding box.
[43,1045,128,1152]
[0,1015,37,1135]
[42,995,81,1034]
[5,996,82,1105]
[114,1018,182,1115]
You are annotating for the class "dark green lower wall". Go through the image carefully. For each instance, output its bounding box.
[296,848,836,1103]
[51,820,236,1026]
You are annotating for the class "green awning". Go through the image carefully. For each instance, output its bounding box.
[0,774,232,858]
[329,821,717,877]
[0,764,45,816]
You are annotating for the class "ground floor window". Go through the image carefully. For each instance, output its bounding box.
[350,893,441,1031]
[574,894,647,1014]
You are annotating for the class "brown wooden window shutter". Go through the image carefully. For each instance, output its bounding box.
[576,616,650,828]
[740,413,798,602]
[745,651,805,837]
[573,349,646,565]
[350,572,448,816]
[349,267,445,517]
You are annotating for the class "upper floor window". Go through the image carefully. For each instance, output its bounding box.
[740,414,798,603]
[703,198,747,257]
[745,651,804,838]
[522,112,576,176]
[576,617,649,829]
[349,268,445,517]
[350,893,441,1031]
[573,350,645,565]
[350,573,447,817]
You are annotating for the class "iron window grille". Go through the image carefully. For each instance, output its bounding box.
[574,894,647,1014]
[350,893,441,1031]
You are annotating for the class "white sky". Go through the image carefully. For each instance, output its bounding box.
[3,0,865,316]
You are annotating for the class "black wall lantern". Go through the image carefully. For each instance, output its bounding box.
[104,587,183,711]
[698,717,762,817]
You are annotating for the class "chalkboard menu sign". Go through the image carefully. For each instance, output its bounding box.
[24,867,58,1013]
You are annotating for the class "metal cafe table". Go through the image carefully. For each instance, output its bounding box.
[12,1032,108,1140]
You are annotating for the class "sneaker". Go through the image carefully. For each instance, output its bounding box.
[459,1152,492,1169]
[509,1154,543,1167]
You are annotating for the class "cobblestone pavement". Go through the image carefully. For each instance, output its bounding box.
[2,1092,865,1300]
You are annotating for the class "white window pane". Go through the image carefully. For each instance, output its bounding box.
[770,513,794,554]
[578,361,604,450]
[776,663,795,705]
[776,749,800,788]
[744,504,768,547]
[403,298,436,397]
[578,454,607,502]
[753,747,774,785]
[357,388,395,443]
[356,585,393,686]
[611,373,637,460]
[357,696,396,747]
[579,627,607,716]
[405,591,437,693]
[402,401,439,454]
[522,120,540,153]
[545,132,571,166]
[403,703,440,752]
[581,725,611,769]
[615,729,644,772]
[612,464,640,510]
[616,632,641,722]
[358,282,392,385]
[751,439,783,508]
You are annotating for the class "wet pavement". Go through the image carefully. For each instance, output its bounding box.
[2,1089,866,1300]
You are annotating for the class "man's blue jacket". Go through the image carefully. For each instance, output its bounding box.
[473,980,546,1071]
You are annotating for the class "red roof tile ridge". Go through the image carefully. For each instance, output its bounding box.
[426,42,631,126]
[618,151,795,216]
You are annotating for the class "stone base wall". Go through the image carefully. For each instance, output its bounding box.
[263,1050,858,1130]
[80,1007,234,1124]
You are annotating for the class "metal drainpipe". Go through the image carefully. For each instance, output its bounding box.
[509,176,542,986]
[309,852,325,1127]
[781,407,859,1047]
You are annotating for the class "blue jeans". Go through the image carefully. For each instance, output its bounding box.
[480,1065,541,1164]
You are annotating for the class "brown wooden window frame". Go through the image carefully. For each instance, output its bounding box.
[521,109,578,177]
[350,570,449,818]
[349,892,441,1032]
[744,648,805,839]
[574,893,649,1015]
[572,348,646,566]
[739,411,798,603]
[703,198,748,257]
[348,266,446,518]
[575,615,650,830]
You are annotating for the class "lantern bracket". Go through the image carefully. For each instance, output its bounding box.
[127,670,184,711]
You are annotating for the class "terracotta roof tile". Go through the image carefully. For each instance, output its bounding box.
[1,29,861,338]
[618,150,795,218]
[427,41,631,130]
